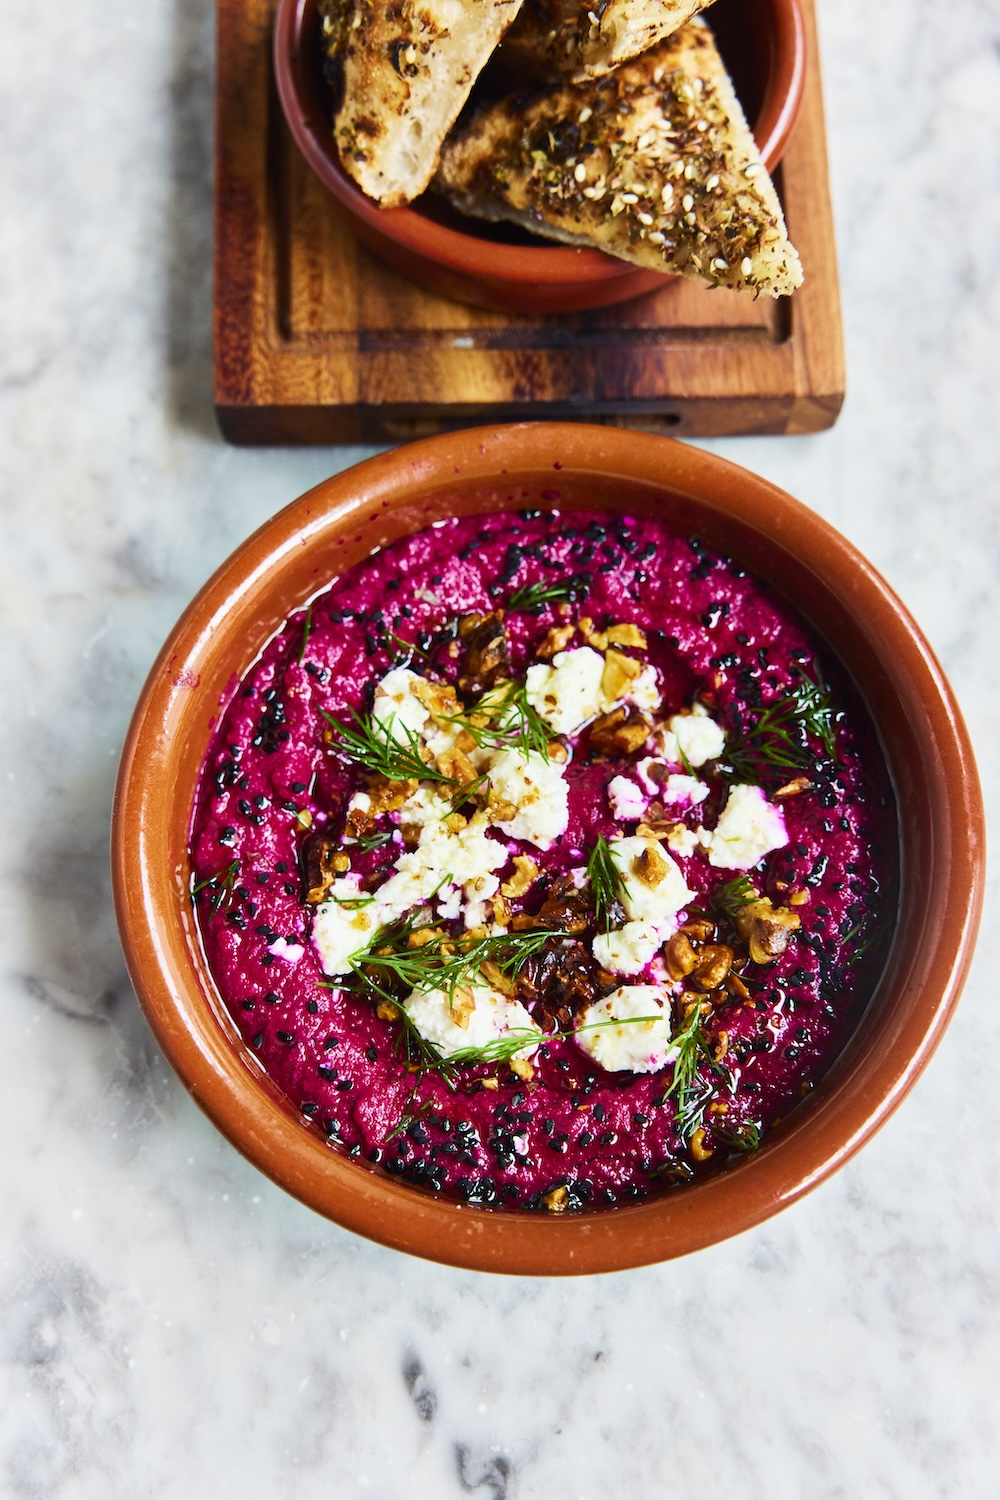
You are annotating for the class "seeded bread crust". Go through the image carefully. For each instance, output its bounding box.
[320,0,526,207]
[434,20,803,297]
[503,0,714,80]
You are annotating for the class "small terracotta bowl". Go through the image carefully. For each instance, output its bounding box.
[112,426,984,1275]
[273,0,807,313]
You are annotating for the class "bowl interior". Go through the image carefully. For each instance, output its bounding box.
[276,0,805,276]
[113,428,983,1274]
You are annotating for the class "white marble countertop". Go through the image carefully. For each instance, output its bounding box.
[2,0,998,1494]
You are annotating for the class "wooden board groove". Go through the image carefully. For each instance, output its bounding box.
[214,0,844,445]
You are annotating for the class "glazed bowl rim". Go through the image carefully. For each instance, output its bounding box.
[111,424,984,1275]
[271,0,808,289]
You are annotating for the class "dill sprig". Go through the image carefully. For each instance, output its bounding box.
[718,667,838,784]
[585,835,626,933]
[191,859,240,916]
[714,1120,762,1154]
[445,771,492,815]
[388,630,431,664]
[658,1002,730,1139]
[383,1095,435,1144]
[352,829,394,853]
[321,708,455,785]
[383,1000,673,1092]
[710,875,759,919]
[452,679,552,761]
[298,604,313,666]
[350,922,557,1005]
[507,576,589,610]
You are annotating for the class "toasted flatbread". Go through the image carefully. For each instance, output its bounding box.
[502,0,714,80]
[320,0,526,206]
[435,20,803,297]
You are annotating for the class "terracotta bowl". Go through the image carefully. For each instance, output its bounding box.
[112,426,984,1275]
[272,0,807,313]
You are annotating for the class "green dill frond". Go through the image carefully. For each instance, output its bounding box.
[717,665,838,785]
[507,575,589,610]
[387,631,430,664]
[449,678,552,761]
[710,875,759,919]
[658,1001,731,1139]
[298,604,313,666]
[714,1120,762,1154]
[321,708,454,785]
[191,859,240,916]
[585,835,625,932]
[352,829,394,853]
[349,923,556,1005]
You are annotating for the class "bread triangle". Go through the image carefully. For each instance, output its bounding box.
[503,0,715,80]
[435,20,803,297]
[320,0,526,207]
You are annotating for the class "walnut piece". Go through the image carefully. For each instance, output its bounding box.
[630,842,669,889]
[588,704,652,755]
[606,623,647,649]
[733,898,801,964]
[600,647,642,702]
[301,830,346,904]
[535,624,575,659]
[501,854,540,899]
[458,611,510,696]
[366,776,419,815]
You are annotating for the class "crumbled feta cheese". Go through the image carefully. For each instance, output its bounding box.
[267,937,304,963]
[312,877,380,975]
[611,835,695,927]
[666,824,700,858]
[575,985,676,1073]
[404,985,540,1060]
[635,756,669,793]
[607,775,648,822]
[705,783,788,870]
[630,663,661,714]
[592,921,663,976]
[525,646,606,735]
[668,703,726,767]
[660,773,710,808]
[371,667,430,744]
[486,749,569,849]
[526,646,660,736]
[344,789,372,828]
[377,787,507,919]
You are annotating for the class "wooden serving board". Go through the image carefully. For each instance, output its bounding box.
[214,0,844,444]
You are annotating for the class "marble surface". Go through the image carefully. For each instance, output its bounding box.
[1,0,998,1494]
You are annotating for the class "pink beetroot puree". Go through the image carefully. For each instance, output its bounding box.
[189,510,896,1212]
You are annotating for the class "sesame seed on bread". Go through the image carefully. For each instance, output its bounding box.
[434,19,803,298]
[502,0,715,81]
[320,0,527,207]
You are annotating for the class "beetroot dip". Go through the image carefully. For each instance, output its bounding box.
[189,510,897,1213]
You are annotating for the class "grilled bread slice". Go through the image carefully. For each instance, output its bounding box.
[502,0,714,80]
[320,0,526,206]
[435,20,803,297]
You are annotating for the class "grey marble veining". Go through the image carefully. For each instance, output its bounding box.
[1,0,998,1495]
